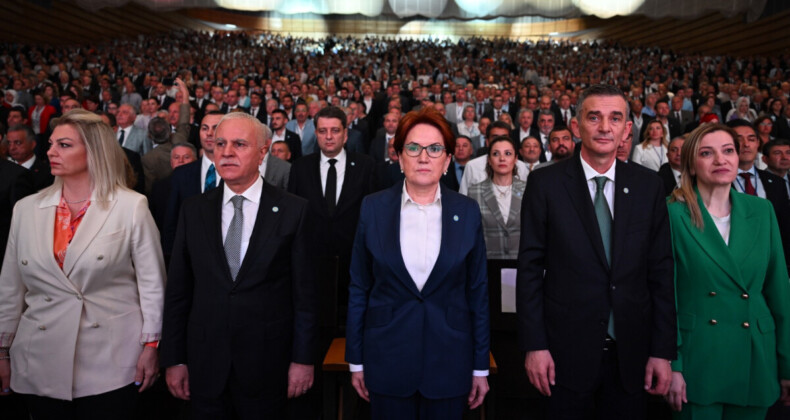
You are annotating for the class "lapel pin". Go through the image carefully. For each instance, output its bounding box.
[351,161,356,166]
[453,215,459,222]
[623,188,629,194]
[272,206,279,213]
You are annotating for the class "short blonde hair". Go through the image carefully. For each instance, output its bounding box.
[46,109,128,207]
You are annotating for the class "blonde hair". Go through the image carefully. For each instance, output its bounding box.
[46,109,129,207]
[669,123,739,228]
[641,120,669,149]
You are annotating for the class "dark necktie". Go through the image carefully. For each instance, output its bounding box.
[224,195,244,281]
[204,164,216,192]
[326,159,337,214]
[563,110,569,126]
[459,165,465,174]
[593,176,616,338]
[740,172,756,195]
[118,129,125,146]
[478,103,483,115]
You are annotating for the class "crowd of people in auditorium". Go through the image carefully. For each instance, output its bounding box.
[0,30,789,419]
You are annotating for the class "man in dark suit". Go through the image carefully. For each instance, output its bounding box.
[348,101,370,152]
[149,143,198,233]
[518,85,676,418]
[162,111,224,258]
[728,121,790,272]
[655,99,683,141]
[775,105,790,140]
[270,109,302,163]
[288,106,376,325]
[658,137,685,196]
[5,125,54,191]
[161,112,317,418]
[248,91,267,125]
[369,112,399,164]
[0,158,34,270]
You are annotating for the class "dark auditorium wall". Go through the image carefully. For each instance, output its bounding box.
[1,0,789,58]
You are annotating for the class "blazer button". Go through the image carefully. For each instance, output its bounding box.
[91,323,99,328]
[742,322,750,328]
[38,325,46,330]
[709,291,716,297]
[741,293,749,299]
[709,319,717,325]
[97,255,104,261]
[44,297,52,302]
[76,295,82,300]
[21,260,28,266]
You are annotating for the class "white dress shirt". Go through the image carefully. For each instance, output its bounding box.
[733,166,766,198]
[400,183,442,292]
[9,154,35,169]
[540,133,553,162]
[272,129,285,143]
[580,156,616,218]
[221,176,263,264]
[458,155,529,195]
[117,126,132,148]
[320,149,346,203]
[200,154,221,193]
[258,152,270,178]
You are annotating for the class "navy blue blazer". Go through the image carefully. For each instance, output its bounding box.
[345,182,490,399]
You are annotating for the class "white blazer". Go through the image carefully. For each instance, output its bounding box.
[0,187,165,400]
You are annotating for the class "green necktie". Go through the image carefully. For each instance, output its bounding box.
[594,176,616,339]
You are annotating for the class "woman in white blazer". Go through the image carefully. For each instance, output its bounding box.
[0,110,165,419]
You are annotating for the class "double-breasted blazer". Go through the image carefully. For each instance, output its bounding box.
[0,187,165,400]
[668,190,790,407]
[345,183,490,399]
[467,178,526,260]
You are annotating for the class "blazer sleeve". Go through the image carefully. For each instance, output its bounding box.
[345,196,373,365]
[290,197,319,364]
[0,204,25,346]
[160,204,194,367]
[645,179,677,360]
[130,195,166,341]
[516,170,550,351]
[465,200,491,371]
[762,204,790,380]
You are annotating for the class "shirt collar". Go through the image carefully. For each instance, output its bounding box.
[222,174,263,206]
[737,165,757,176]
[580,155,617,183]
[320,148,347,166]
[401,182,442,209]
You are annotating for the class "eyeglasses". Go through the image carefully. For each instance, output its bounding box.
[403,143,446,158]
[759,122,773,126]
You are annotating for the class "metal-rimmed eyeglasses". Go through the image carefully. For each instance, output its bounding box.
[403,143,446,158]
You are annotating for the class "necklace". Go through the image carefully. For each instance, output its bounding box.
[64,197,90,204]
[492,182,512,198]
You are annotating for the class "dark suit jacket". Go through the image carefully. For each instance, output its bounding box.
[345,129,365,154]
[349,118,371,152]
[287,151,376,261]
[0,160,34,271]
[162,160,203,257]
[27,157,54,191]
[123,147,146,196]
[161,180,318,398]
[657,163,679,196]
[148,175,170,234]
[375,161,404,191]
[756,170,790,274]
[517,155,676,393]
[368,132,393,164]
[278,129,303,163]
[345,182,489,398]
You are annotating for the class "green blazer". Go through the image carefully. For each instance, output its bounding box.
[668,190,790,407]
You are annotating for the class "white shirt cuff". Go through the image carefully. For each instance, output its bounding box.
[473,370,489,377]
[349,363,364,372]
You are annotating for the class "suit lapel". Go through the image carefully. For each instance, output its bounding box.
[36,191,79,293]
[201,187,234,284]
[611,161,634,270]
[62,193,117,278]
[725,191,759,290]
[563,157,609,269]
[377,183,423,298]
[421,186,464,296]
[506,180,524,230]
[681,191,745,290]
[234,181,280,285]
[481,180,507,230]
[310,154,327,216]
[336,153,358,214]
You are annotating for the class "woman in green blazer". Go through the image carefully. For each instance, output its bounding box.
[666,123,790,419]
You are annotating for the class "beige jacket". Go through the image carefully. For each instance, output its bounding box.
[0,187,165,400]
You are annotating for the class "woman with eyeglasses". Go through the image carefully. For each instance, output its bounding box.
[467,136,525,260]
[346,107,490,419]
[754,116,775,149]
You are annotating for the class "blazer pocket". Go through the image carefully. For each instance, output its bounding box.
[365,305,392,329]
[677,313,696,331]
[110,310,144,368]
[94,229,126,246]
[757,316,776,334]
[446,306,472,333]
